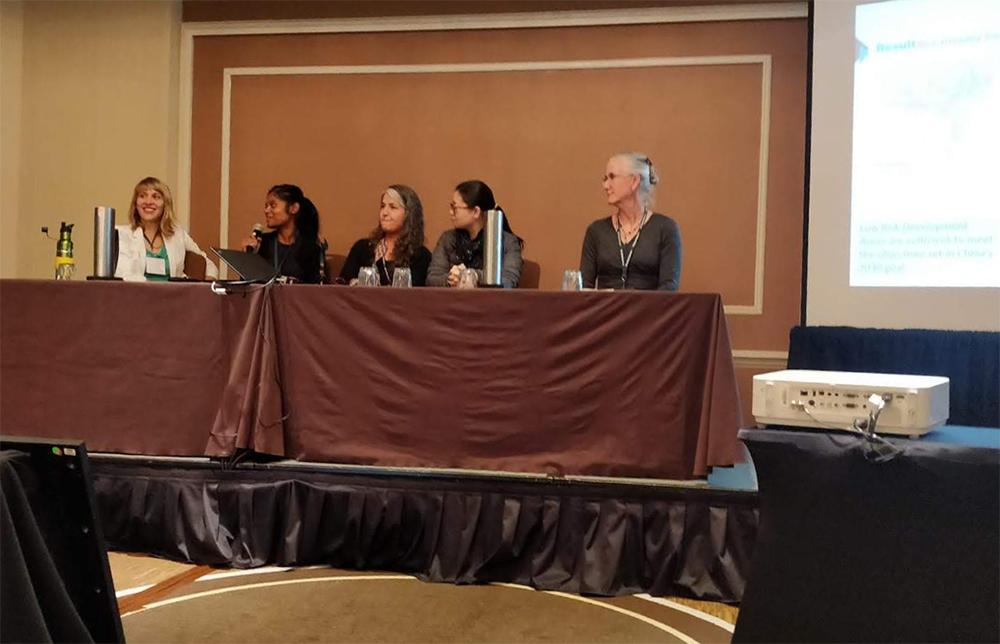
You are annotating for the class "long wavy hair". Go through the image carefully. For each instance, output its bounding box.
[127,177,177,237]
[368,184,425,267]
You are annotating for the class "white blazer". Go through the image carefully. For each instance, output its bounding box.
[114,225,219,282]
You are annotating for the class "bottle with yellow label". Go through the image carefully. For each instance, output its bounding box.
[54,222,75,280]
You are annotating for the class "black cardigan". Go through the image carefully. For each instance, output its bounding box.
[339,238,432,286]
[256,231,323,284]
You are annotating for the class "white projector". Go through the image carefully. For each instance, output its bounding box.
[752,370,950,436]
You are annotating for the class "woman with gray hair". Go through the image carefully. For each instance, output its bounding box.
[340,184,432,286]
[579,152,682,290]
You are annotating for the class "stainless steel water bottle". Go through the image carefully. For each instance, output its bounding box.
[482,207,505,287]
[93,207,116,278]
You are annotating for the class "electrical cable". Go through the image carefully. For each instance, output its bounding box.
[797,395,903,463]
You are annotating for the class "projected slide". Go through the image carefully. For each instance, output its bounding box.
[850,0,1000,287]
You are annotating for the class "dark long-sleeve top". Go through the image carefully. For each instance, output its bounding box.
[426,229,523,288]
[339,238,432,286]
[580,213,682,290]
[257,230,323,284]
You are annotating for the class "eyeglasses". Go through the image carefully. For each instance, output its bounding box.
[449,203,471,214]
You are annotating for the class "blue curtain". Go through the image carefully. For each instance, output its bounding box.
[788,326,999,428]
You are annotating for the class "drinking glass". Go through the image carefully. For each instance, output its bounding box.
[457,268,479,289]
[562,269,583,291]
[391,267,412,288]
[358,266,380,287]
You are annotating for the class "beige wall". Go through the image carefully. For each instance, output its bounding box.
[6,0,180,279]
[1,1,25,278]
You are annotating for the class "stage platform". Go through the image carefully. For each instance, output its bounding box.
[87,425,997,607]
[89,454,761,604]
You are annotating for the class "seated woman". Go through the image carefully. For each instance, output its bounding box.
[580,153,682,290]
[242,184,324,284]
[426,180,523,288]
[340,184,432,286]
[115,177,219,282]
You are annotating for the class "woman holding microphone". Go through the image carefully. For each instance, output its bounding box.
[242,184,325,284]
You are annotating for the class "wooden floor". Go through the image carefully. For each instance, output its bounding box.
[109,552,196,590]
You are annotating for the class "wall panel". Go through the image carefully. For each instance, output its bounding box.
[188,14,807,351]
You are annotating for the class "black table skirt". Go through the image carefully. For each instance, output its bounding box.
[734,428,1000,643]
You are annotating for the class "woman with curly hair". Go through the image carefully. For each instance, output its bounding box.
[340,184,432,286]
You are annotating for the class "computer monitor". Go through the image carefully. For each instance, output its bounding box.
[0,436,124,643]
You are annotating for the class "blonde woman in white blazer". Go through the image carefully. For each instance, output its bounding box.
[115,177,219,282]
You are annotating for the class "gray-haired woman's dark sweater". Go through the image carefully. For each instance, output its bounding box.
[579,213,682,290]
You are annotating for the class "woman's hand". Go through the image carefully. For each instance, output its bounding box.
[447,263,466,288]
[241,236,259,252]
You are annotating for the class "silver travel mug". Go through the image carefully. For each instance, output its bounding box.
[482,207,505,287]
[93,206,116,278]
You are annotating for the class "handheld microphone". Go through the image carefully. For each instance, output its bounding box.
[246,223,264,252]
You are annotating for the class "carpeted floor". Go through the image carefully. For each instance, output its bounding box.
[110,553,737,644]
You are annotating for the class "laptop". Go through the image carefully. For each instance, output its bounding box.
[211,248,279,283]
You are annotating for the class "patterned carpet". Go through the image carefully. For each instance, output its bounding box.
[111,554,736,644]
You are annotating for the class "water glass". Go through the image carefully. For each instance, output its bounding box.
[562,269,583,291]
[457,268,479,289]
[391,267,412,288]
[358,266,380,287]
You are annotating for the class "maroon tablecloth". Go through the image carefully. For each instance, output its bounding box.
[0,280,261,456]
[1,280,743,478]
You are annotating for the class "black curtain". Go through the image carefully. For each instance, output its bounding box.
[1,451,98,643]
[788,326,1000,427]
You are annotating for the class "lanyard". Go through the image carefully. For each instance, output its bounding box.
[273,236,293,275]
[376,240,394,285]
[616,209,648,287]
[143,229,162,249]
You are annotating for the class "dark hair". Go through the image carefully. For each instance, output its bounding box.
[268,184,319,243]
[268,183,322,281]
[368,184,425,268]
[454,180,523,248]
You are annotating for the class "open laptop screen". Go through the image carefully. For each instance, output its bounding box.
[210,248,278,283]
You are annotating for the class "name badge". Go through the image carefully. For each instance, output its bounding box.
[145,256,167,276]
